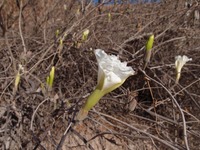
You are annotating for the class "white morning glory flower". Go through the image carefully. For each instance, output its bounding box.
[76,49,135,121]
[175,55,192,83]
[95,49,135,93]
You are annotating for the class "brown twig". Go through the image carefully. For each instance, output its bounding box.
[93,110,180,150]
[30,98,49,131]
[18,0,27,62]
[139,68,190,150]
[56,122,73,150]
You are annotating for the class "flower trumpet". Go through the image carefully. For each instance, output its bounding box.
[76,49,135,121]
[175,55,192,84]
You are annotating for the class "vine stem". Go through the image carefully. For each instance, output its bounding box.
[139,68,190,150]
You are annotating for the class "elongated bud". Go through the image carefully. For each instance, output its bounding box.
[59,39,63,46]
[14,72,20,93]
[64,4,67,10]
[55,29,59,38]
[46,66,55,91]
[49,66,55,89]
[144,35,154,69]
[13,64,24,95]
[108,13,111,22]
[146,35,154,51]
[82,29,90,42]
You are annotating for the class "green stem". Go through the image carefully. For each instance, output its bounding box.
[83,88,105,111]
[176,72,181,84]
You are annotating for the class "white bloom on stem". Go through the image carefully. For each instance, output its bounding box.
[175,55,192,83]
[95,49,135,93]
[76,49,135,121]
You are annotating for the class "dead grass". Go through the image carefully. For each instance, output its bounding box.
[0,0,200,149]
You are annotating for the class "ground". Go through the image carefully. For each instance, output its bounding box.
[0,0,200,150]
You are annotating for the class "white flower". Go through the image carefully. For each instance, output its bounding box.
[175,55,192,83]
[175,55,192,73]
[76,49,135,121]
[95,49,135,93]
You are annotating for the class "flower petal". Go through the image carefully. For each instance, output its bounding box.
[103,71,122,90]
[94,49,135,91]
[175,55,192,73]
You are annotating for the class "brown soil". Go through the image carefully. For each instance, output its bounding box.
[0,0,200,150]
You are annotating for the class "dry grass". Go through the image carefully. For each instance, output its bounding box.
[0,0,200,149]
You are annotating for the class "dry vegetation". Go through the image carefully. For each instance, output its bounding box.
[0,0,200,149]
